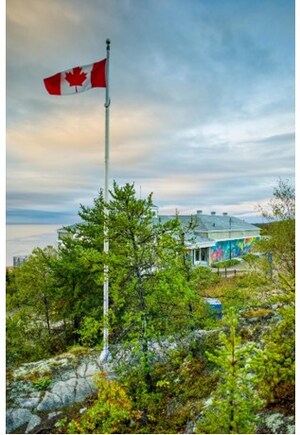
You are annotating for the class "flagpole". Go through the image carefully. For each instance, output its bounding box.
[100,38,111,363]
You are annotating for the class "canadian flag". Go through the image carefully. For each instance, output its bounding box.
[43,58,106,95]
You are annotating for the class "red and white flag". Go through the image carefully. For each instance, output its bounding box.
[43,58,106,95]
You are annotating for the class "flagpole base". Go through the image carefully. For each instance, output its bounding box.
[99,348,112,364]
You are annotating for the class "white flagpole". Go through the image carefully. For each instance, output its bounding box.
[100,38,111,363]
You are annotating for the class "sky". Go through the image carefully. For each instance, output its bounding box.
[6,0,295,224]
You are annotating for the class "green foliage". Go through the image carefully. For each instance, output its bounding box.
[101,182,205,394]
[78,317,101,347]
[251,180,295,408]
[32,375,53,391]
[242,253,259,264]
[257,179,295,280]
[197,311,264,434]
[254,277,295,406]
[116,344,218,434]
[67,345,90,356]
[211,259,240,268]
[192,266,221,293]
[67,372,137,434]
[6,246,70,366]
[6,180,295,432]
[6,310,53,366]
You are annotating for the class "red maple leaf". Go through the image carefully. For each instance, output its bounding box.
[65,67,87,92]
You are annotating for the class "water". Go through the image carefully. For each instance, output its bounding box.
[6,224,64,267]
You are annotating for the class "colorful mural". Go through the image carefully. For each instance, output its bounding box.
[210,237,259,264]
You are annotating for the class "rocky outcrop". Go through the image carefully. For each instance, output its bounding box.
[6,350,108,433]
[6,329,219,433]
[7,337,295,434]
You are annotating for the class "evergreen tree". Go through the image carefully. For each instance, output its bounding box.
[197,311,264,434]
[104,183,200,373]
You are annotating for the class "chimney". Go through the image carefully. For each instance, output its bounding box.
[222,212,228,216]
[197,210,203,215]
[211,211,216,215]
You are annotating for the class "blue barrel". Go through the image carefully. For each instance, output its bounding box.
[204,298,222,319]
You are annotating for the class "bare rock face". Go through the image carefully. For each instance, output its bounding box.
[6,350,107,433]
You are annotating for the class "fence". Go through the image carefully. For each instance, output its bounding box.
[214,267,247,278]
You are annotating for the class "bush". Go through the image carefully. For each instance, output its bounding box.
[67,372,137,434]
[242,253,259,263]
[211,259,240,268]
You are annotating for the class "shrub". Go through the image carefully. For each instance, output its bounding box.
[211,259,240,268]
[32,375,53,391]
[67,372,137,434]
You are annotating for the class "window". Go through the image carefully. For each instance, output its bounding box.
[201,248,208,262]
[194,248,200,262]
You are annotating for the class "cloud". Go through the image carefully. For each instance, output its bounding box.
[6,0,295,223]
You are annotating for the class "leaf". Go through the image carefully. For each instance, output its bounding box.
[65,67,87,92]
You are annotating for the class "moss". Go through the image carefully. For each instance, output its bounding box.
[243,308,272,319]
[66,345,90,357]
[32,375,53,391]
[14,368,52,383]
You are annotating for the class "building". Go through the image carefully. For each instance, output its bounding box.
[13,255,29,267]
[57,210,261,267]
[158,211,261,266]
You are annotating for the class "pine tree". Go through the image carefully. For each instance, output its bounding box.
[197,311,264,434]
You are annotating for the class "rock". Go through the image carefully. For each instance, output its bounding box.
[6,348,113,433]
[6,408,34,434]
[48,411,62,419]
[256,411,295,434]
[75,377,97,402]
[25,414,41,434]
[6,331,224,433]
[15,396,41,409]
[36,378,78,411]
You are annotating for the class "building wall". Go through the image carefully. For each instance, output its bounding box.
[210,237,259,263]
[198,230,260,239]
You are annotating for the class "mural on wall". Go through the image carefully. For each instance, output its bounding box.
[210,237,258,263]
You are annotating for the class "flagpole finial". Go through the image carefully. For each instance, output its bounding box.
[106,38,111,48]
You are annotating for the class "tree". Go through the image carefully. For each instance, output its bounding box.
[257,178,295,280]
[197,311,264,434]
[254,275,295,408]
[255,180,295,407]
[10,246,57,335]
[47,182,203,366]
[93,181,208,430]
[50,192,105,342]
[6,246,60,365]
[51,239,103,342]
